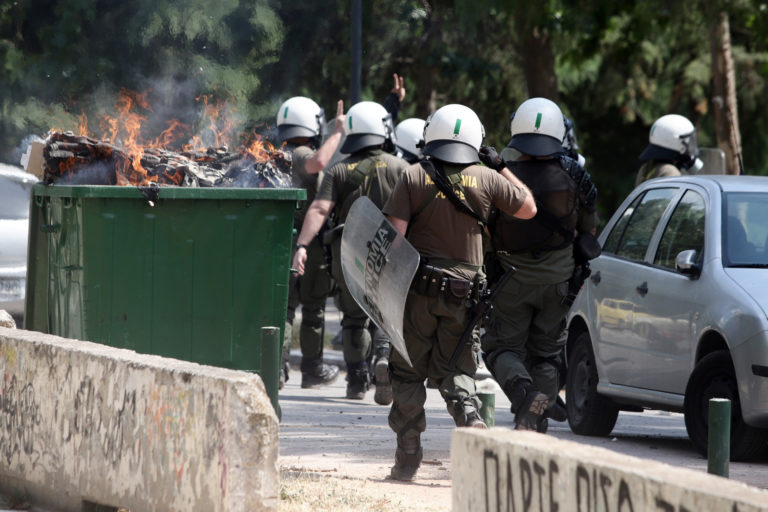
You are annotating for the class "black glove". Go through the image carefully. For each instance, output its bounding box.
[479,145,504,171]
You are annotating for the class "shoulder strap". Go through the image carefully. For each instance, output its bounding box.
[341,156,378,199]
[421,159,486,227]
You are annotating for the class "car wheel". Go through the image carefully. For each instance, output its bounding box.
[566,332,619,436]
[683,350,768,461]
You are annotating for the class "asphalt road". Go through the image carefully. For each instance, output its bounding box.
[280,347,768,493]
[287,300,768,492]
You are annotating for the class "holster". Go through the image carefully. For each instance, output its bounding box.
[561,263,592,306]
[573,232,601,266]
[411,263,476,305]
[322,223,345,245]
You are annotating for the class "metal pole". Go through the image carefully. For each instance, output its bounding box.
[707,398,730,477]
[478,392,495,427]
[350,0,362,104]
[261,326,282,417]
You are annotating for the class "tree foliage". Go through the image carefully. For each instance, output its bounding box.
[1,0,767,219]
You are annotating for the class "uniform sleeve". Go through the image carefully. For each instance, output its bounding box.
[291,146,314,185]
[490,171,527,217]
[656,163,682,178]
[315,165,340,203]
[382,173,411,221]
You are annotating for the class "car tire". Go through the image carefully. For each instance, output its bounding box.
[683,350,768,461]
[566,332,619,436]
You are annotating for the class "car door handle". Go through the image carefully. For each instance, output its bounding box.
[636,281,648,297]
[590,271,601,285]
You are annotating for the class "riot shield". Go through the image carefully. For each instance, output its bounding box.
[341,196,420,366]
[697,148,726,175]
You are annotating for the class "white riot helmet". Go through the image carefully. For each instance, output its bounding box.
[276,96,325,142]
[340,101,394,154]
[639,114,702,171]
[422,104,484,164]
[394,118,426,162]
[507,97,566,157]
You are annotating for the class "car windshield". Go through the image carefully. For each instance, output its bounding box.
[724,192,768,267]
[0,176,34,219]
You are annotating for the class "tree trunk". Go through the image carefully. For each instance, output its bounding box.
[709,11,742,175]
[514,9,559,101]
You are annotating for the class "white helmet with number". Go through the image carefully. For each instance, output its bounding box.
[340,101,393,154]
[422,104,484,164]
[394,118,426,162]
[507,97,566,157]
[276,96,325,142]
[639,114,702,170]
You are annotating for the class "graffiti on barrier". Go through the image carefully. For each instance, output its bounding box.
[482,449,640,512]
[0,375,41,465]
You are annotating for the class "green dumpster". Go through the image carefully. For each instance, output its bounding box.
[24,184,305,413]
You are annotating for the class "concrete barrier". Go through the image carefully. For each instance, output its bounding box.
[0,327,279,512]
[452,429,768,512]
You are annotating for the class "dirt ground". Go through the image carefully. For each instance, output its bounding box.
[277,366,496,511]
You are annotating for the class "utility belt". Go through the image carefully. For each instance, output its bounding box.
[410,263,485,305]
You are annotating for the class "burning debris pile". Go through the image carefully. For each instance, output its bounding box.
[42,131,293,188]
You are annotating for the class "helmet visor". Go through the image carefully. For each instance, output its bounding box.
[680,129,699,158]
[506,133,564,157]
[423,140,479,164]
[277,124,320,142]
[340,133,386,154]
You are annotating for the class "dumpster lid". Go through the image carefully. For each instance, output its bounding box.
[33,184,306,201]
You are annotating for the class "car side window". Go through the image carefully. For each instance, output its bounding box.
[603,188,677,261]
[653,190,705,269]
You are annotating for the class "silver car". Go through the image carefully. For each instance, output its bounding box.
[566,175,768,461]
[0,163,38,324]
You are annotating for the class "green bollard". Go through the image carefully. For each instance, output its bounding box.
[261,326,282,418]
[707,398,730,478]
[478,391,495,427]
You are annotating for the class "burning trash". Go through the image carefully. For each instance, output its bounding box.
[42,131,293,188]
[27,89,294,189]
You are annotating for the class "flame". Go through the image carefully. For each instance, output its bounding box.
[244,133,277,161]
[47,88,272,187]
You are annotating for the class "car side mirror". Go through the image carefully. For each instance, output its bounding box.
[675,249,701,277]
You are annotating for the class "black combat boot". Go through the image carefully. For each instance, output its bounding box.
[345,361,371,399]
[549,395,567,422]
[373,346,392,406]
[300,357,340,389]
[504,379,549,432]
[389,433,422,481]
[448,400,488,429]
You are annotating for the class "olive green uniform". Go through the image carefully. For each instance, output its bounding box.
[317,149,407,367]
[634,160,683,187]
[382,161,527,441]
[482,159,599,410]
[285,145,334,371]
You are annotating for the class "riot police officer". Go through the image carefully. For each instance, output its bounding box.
[635,114,703,186]
[481,97,599,432]
[276,96,344,389]
[394,118,426,164]
[382,104,536,481]
[293,101,408,400]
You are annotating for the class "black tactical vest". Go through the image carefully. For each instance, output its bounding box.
[493,158,579,254]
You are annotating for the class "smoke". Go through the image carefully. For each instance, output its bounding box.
[13,134,45,169]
